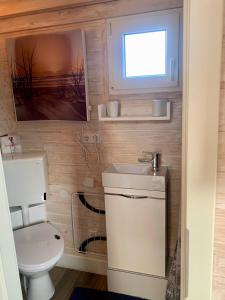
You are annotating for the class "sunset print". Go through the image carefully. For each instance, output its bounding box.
[7,29,88,121]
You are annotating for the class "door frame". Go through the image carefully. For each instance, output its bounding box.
[181,0,224,299]
[0,151,22,300]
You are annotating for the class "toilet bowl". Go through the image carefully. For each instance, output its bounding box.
[14,222,64,300]
[3,152,65,299]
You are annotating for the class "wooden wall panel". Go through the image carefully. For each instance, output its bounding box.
[0,0,182,261]
[0,39,15,135]
[0,0,115,18]
[0,0,182,35]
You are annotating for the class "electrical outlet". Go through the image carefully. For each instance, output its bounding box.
[81,133,101,144]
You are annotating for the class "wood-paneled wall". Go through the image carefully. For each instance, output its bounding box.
[0,39,15,136]
[0,0,182,262]
[0,0,114,18]
[213,11,225,299]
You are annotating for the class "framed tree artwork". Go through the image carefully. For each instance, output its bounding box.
[6,29,89,121]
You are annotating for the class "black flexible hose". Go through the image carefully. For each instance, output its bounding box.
[79,236,107,253]
[77,192,105,215]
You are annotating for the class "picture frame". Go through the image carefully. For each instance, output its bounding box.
[7,29,90,121]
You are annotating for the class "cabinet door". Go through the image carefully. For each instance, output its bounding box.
[105,193,166,277]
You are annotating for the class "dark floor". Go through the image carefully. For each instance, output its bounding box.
[50,267,107,300]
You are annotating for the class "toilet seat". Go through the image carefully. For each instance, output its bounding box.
[14,222,64,274]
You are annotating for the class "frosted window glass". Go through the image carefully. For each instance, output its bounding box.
[124,31,166,77]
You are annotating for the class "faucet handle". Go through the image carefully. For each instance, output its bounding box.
[138,151,152,162]
[138,151,151,163]
[138,151,161,172]
[142,151,161,158]
[141,151,153,158]
[138,157,151,163]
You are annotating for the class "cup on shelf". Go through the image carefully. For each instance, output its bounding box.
[106,100,120,117]
[152,99,168,117]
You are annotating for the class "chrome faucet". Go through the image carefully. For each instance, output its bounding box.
[138,151,160,173]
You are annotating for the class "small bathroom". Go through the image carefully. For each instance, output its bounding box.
[0,0,183,299]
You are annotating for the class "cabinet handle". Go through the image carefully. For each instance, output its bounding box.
[105,193,147,199]
[121,194,148,199]
[105,193,164,200]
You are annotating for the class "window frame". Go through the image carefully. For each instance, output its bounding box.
[107,9,182,94]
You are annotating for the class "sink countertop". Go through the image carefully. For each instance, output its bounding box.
[103,163,167,176]
[102,164,168,192]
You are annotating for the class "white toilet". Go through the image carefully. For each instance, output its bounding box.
[3,152,64,300]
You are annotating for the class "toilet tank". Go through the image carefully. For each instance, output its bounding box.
[3,152,48,208]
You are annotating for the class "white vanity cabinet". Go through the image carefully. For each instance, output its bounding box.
[105,187,166,277]
[102,164,168,300]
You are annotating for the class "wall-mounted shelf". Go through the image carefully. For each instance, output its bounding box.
[98,102,171,122]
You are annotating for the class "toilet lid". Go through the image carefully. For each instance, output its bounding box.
[14,222,64,273]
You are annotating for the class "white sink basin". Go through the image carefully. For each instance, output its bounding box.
[102,163,167,191]
[109,164,151,175]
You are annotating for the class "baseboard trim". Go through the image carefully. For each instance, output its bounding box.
[57,253,107,276]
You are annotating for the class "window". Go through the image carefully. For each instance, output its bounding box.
[107,9,181,94]
[124,30,166,78]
